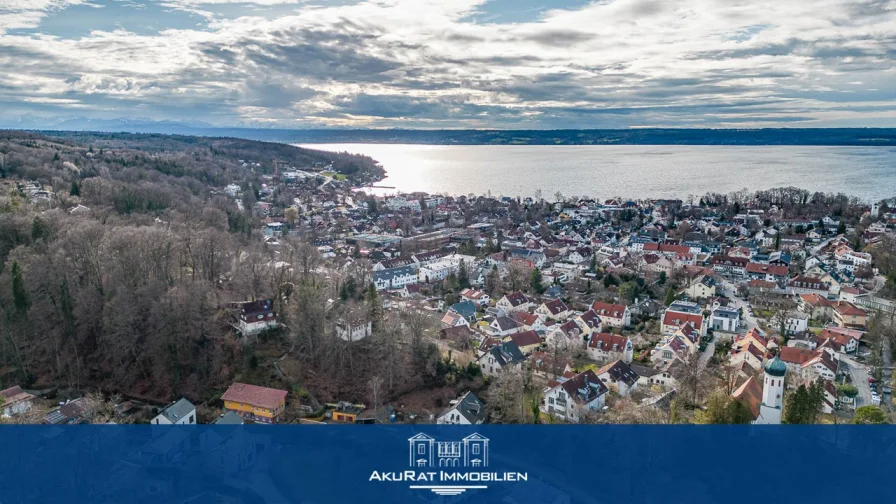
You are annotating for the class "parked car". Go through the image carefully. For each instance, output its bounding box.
[868,377,878,383]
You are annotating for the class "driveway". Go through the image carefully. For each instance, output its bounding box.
[841,355,873,408]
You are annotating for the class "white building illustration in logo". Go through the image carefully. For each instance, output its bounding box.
[408,433,489,468]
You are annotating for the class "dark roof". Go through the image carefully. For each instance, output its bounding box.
[488,342,526,368]
[596,360,639,387]
[439,391,486,424]
[493,316,520,332]
[558,370,609,405]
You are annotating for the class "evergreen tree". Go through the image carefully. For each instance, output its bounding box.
[837,221,846,235]
[457,260,471,289]
[11,261,30,316]
[589,254,597,274]
[784,381,824,424]
[664,287,676,306]
[31,217,47,241]
[658,271,667,285]
[529,267,545,294]
[69,180,80,196]
[366,283,383,333]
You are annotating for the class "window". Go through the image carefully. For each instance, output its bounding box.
[472,445,480,455]
[189,414,195,424]
[418,444,425,455]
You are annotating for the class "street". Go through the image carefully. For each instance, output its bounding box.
[840,355,873,409]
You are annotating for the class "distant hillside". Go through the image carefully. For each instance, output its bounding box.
[36,131,384,182]
[7,121,896,146]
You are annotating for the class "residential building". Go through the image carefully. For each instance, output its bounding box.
[542,370,609,423]
[710,307,740,333]
[535,299,571,321]
[506,330,543,355]
[373,265,418,290]
[831,302,867,329]
[587,332,634,364]
[590,301,631,328]
[336,320,373,342]
[0,386,34,417]
[478,342,526,377]
[221,382,288,424]
[686,274,717,300]
[595,360,640,397]
[496,292,533,315]
[459,288,490,307]
[236,299,278,336]
[662,301,706,337]
[784,312,809,335]
[152,398,196,425]
[437,391,486,425]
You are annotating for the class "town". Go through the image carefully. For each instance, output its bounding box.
[1,132,895,427]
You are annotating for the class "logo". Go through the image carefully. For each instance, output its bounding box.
[368,433,528,496]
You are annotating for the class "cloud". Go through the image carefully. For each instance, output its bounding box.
[0,0,894,127]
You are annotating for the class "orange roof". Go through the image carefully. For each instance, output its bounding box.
[221,382,288,410]
[732,376,762,419]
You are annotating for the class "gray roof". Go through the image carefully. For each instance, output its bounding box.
[214,411,244,425]
[373,265,416,282]
[440,391,486,424]
[159,398,195,423]
[488,342,526,368]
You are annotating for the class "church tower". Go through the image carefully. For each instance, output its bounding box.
[757,354,786,425]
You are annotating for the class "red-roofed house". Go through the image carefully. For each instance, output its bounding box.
[661,310,706,337]
[746,262,789,282]
[535,299,571,321]
[506,330,543,355]
[587,333,634,364]
[831,302,867,329]
[590,301,631,328]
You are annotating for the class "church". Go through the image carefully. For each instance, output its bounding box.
[731,354,787,424]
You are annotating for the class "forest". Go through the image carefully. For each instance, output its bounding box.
[0,130,427,408]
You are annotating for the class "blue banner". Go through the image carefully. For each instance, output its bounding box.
[0,425,893,503]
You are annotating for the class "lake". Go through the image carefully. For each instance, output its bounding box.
[298,144,896,202]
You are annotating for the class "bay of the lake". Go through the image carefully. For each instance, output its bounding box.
[299,144,896,202]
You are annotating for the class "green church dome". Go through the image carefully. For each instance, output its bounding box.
[765,355,787,377]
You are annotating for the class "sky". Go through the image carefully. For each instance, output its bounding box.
[0,0,895,129]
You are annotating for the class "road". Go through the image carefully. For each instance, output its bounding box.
[718,279,759,331]
[841,355,873,409]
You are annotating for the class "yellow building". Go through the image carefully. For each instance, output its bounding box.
[221,382,288,424]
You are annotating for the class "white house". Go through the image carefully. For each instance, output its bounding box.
[336,320,373,342]
[590,301,631,328]
[535,299,571,321]
[710,307,740,333]
[595,360,640,397]
[152,398,197,425]
[784,312,809,335]
[436,391,486,425]
[237,299,278,336]
[477,342,526,377]
[0,386,35,417]
[373,266,418,291]
[542,370,609,423]
[459,288,490,307]
[587,333,634,364]
[496,292,533,314]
